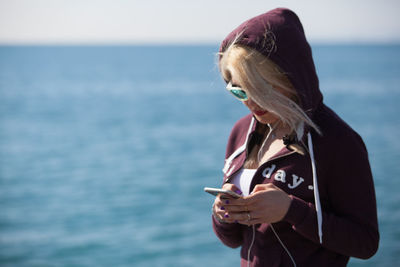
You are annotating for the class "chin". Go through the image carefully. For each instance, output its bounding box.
[254,115,279,125]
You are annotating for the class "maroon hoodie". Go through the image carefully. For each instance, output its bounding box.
[212,8,379,267]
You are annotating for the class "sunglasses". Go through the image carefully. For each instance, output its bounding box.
[226,82,248,101]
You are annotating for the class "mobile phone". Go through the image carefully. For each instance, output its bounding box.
[204,187,241,199]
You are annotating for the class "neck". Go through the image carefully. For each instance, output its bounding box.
[258,121,291,140]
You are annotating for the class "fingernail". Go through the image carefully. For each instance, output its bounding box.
[224,214,229,218]
[221,206,225,210]
[235,189,242,195]
[225,200,230,204]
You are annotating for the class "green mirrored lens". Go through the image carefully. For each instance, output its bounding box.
[230,89,248,100]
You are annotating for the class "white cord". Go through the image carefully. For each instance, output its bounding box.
[247,225,256,267]
[257,123,275,163]
[307,132,323,244]
[271,224,297,267]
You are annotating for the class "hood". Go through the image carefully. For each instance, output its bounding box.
[220,8,323,120]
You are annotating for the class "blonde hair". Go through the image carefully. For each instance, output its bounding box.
[219,44,320,137]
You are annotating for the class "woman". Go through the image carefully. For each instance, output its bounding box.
[211,8,379,267]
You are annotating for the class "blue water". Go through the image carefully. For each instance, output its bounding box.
[0,45,399,266]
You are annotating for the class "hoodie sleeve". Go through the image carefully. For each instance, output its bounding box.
[211,115,253,248]
[212,216,244,248]
[283,128,379,259]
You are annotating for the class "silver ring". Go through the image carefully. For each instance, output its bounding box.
[247,212,251,221]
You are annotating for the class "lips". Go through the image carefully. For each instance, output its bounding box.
[253,110,268,116]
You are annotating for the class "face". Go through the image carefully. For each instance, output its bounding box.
[229,77,280,125]
[243,97,280,124]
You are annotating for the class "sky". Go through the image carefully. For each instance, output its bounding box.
[0,0,399,45]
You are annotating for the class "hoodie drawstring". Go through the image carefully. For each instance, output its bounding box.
[222,118,255,175]
[307,132,323,244]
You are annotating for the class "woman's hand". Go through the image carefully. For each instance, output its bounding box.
[220,183,292,225]
[212,183,243,223]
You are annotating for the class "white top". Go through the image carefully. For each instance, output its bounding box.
[230,168,257,197]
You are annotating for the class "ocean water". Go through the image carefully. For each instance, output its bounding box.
[0,45,399,267]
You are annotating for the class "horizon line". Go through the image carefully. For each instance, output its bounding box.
[1,40,399,47]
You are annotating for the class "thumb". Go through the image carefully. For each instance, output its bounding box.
[251,184,268,194]
[251,183,277,194]
[222,183,243,196]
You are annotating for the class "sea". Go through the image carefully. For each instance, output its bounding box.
[0,44,399,267]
